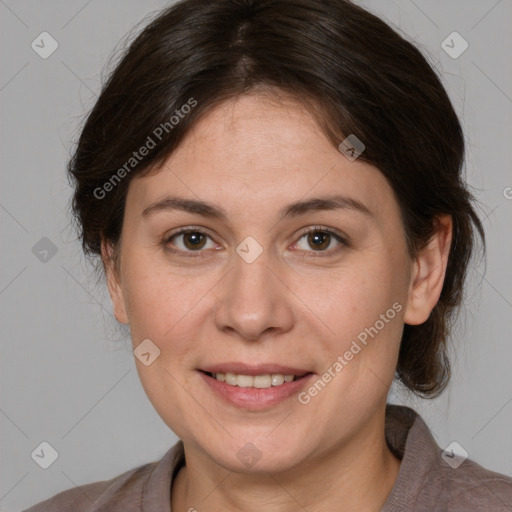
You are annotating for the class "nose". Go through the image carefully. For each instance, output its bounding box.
[213,248,295,342]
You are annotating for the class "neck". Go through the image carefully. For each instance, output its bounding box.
[172,407,401,512]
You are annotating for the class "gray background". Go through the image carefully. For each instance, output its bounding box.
[1,1,511,510]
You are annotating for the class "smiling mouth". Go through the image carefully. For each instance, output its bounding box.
[201,371,311,389]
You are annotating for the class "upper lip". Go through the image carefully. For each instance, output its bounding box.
[200,362,312,377]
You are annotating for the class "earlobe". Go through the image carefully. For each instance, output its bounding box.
[101,239,129,325]
[404,215,453,326]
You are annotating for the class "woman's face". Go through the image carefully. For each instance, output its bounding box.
[106,92,418,473]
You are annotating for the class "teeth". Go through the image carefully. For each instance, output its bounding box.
[225,372,237,385]
[213,372,297,388]
[236,374,254,388]
[271,374,284,386]
[254,375,272,388]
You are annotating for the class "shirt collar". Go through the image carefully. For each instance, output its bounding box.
[381,404,441,511]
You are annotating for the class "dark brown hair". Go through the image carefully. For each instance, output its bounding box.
[68,0,484,397]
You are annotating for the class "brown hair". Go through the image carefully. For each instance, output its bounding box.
[68,0,484,398]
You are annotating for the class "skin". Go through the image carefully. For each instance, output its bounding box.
[103,91,452,512]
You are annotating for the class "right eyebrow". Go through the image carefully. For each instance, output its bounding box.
[141,197,227,220]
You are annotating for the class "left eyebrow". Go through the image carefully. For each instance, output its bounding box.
[141,194,373,221]
[278,194,373,220]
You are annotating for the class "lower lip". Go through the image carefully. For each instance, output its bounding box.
[199,371,314,411]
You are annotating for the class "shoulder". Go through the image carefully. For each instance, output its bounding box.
[383,405,512,511]
[22,441,184,512]
[22,461,156,512]
[437,458,512,511]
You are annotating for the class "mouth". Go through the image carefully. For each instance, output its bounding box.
[200,370,310,388]
[197,363,314,410]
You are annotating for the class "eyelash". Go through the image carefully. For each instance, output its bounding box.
[163,225,349,258]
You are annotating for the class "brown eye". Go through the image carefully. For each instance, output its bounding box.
[307,231,331,250]
[182,231,207,250]
[166,230,217,253]
[294,228,348,254]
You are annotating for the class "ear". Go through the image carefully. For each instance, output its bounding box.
[404,215,453,325]
[101,238,129,325]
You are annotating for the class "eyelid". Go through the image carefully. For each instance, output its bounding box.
[164,226,220,256]
[165,225,217,240]
[292,225,349,255]
[296,225,349,244]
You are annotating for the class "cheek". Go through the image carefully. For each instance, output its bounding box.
[121,262,207,423]
[121,255,221,374]
[312,256,406,376]
[121,257,192,344]
[320,263,402,330]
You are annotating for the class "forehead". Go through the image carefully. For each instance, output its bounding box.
[125,93,399,225]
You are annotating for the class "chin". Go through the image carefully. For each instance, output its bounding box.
[202,436,309,475]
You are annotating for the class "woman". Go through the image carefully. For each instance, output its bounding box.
[25,0,512,510]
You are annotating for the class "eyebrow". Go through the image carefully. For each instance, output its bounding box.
[141,194,373,221]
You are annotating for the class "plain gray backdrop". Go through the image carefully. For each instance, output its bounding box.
[1,1,511,510]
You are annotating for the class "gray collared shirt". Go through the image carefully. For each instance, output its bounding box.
[23,405,512,511]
